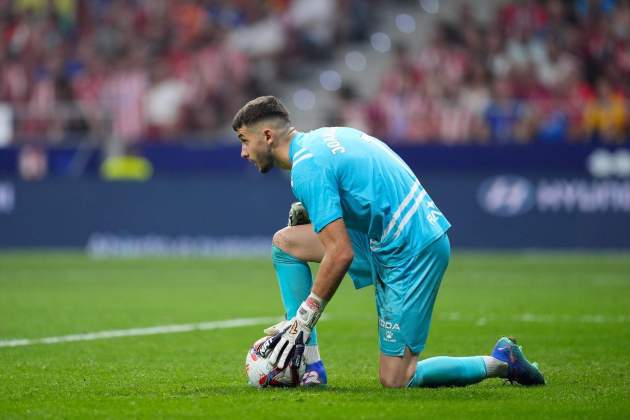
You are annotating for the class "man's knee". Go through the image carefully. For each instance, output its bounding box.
[379,373,408,388]
[379,364,413,388]
[272,227,293,253]
[379,349,418,388]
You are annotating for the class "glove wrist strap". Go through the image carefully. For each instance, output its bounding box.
[297,293,326,329]
[306,292,327,310]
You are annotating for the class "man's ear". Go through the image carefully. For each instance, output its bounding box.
[263,128,273,144]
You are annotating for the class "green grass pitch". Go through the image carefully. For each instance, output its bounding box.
[1,252,629,419]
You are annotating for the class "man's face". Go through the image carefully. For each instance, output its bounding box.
[237,125,274,173]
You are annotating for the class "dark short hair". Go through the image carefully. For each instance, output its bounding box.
[232,96,290,131]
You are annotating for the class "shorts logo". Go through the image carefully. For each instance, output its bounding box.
[379,318,401,331]
[379,318,400,343]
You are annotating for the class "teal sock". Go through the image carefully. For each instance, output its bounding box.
[271,245,318,346]
[408,356,487,387]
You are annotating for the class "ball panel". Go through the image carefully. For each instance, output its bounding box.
[245,336,306,388]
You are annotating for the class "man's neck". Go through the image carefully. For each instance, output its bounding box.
[274,128,299,170]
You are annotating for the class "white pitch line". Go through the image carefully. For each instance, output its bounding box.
[0,316,282,349]
[3,312,627,349]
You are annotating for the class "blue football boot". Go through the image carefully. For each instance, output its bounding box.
[301,360,328,387]
[491,336,546,386]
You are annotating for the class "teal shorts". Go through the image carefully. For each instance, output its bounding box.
[347,229,376,289]
[347,231,451,356]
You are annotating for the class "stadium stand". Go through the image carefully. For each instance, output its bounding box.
[0,0,373,145]
[335,0,630,144]
[0,0,628,146]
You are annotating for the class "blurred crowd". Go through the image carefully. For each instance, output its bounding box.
[1,0,629,146]
[0,0,371,146]
[332,0,630,144]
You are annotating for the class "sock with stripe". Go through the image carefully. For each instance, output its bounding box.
[271,245,320,364]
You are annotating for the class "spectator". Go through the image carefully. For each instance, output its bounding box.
[533,87,570,143]
[483,78,530,143]
[435,83,475,144]
[583,78,628,143]
[144,60,189,140]
[535,38,578,89]
[100,49,148,144]
[561,67,594,141]
[460,63,491,141]
[72,48,107,139]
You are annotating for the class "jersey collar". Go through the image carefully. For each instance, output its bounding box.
[289,131,305,163]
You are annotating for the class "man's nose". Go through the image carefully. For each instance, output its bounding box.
[240,145,248,159]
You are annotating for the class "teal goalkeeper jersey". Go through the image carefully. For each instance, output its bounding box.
[289,127,451,266]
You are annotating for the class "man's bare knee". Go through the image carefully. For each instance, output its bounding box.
[379,349,417,388]
[379,366,409,388]
[272,227,290,251]
[272,224,324,263]
[379,374,407,388]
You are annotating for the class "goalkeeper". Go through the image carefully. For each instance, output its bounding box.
[233,96,545,388]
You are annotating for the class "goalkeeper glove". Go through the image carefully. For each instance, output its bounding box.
[288,201,311,226]
[262,293,325,369]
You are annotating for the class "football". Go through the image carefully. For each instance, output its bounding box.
[245,336,306,388]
